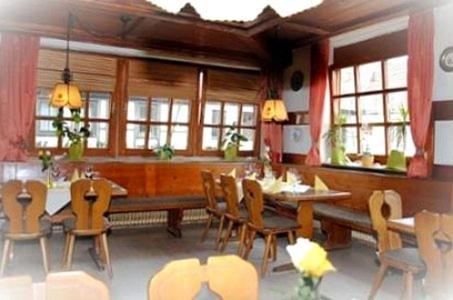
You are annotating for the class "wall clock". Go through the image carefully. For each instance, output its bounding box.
[440,47,453,72]
[290,71,304,91]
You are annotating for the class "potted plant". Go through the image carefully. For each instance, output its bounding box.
[324,116,346,165]
[360,123,374,168]
[387,107,409,171]
[155,144,175,160]
[222,126,248,160]
[52,108,90,161]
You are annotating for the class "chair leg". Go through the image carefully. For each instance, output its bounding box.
[271,235,277,261]
[39,237,50,274]
[288,231,295,245]
[220,219,234,252]
[65,234,76,270]
[243,230,256,260]
[61,233,70,268]
[100,233,113,278]
[261,234,273,277]
[402,272,414,300]
[200,214,213,243]
[368,262,388,300]
[0,239,12,277]
[238,224,247,257]
[215,215,225,250]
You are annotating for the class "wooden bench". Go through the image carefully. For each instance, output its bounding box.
[270,201,373,249]
[109,195,207,238]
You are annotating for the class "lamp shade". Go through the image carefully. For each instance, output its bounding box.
[50,83,82,109]
[262,99,288,122]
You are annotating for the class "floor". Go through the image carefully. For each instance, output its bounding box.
[0,223,425,300]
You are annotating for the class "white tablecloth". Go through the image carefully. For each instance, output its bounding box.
[46,188,71,215]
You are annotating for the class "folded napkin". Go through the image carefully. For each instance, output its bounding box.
[286,171,300,185]
[246,172,257,180]
[260,176,284,194]
[314,175,329,191]
[228,168,236,178]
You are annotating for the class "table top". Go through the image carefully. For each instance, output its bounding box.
[265,189,351,203]
[388,217,415,235]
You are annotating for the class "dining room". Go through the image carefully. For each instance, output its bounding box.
[1,0,453,299]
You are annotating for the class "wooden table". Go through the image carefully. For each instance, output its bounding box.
[265,189,351,239]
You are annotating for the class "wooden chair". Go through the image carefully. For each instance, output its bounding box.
[200,170,226,249]
[241,179,299,277]
[415,211,453,299]
[148,255,258,300]
[61,179,113,277]
[0,180,50,276]
[219,174,247,253]
[368,190,424,300]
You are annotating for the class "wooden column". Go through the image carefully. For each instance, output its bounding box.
[113,58,129,156]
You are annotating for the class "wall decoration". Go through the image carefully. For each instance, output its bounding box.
[291,128,303,143]
[290,71,304,91]
[440,46,453,72]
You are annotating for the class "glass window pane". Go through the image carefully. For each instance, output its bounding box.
[35,120,58,148]
[241,104,257,126]
[148,125,168,149]
[223,103,239,126]
[170,125,189,150]
[386,56,407,89]
[36,88,58,117]
[126,123,147,149]
[88,92,111,119]
[127,96,148,121]
[87,122,109,149]
[361,126,386,155]
[150,98,169,122]
[202,127,220,150]
[359,94,384,123]
[338,97,356,124]
[171,99,190,123]
[358,61,382,92]
[387,92,408,122]
[389,125,415,156]
[343,127,358,154]
[239,129,255,151]
[204,102,221,125]
[340,67,355,95]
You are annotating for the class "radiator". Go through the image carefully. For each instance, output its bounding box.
[108,208,209,228]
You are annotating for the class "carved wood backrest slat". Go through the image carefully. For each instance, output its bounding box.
[242,179,264,229]
[220,175,241,217]
[201,171,218,210]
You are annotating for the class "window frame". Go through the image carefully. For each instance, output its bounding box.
[32,87,114,156]
[329,55,411,164]
[122,95,194,156]
[198,99,260,157]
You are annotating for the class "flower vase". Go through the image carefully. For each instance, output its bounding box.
[68,141,84,161]
[294,276,321,300]
[46,169,52,189]
[224,145,238,160]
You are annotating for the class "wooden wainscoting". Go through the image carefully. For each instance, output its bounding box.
[273,163,453,216]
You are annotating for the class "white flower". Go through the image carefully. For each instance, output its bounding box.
[286,238,312,272]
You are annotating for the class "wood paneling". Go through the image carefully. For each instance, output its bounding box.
[206,69,261,103]
[128,59,199,98]
[37,69,116,91]
[274,163,453,217]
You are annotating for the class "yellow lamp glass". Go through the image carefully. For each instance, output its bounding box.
[261,99,288,122]
[50,83,82,109]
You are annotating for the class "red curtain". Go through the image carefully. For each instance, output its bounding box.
[407,10,434,178]
[305,39,330,166]
[259,68,283,163]
[0,34,40,161]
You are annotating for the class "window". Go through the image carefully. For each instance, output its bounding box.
[331,55,415,158]
[125,97,191,152]
[34,87,111,151]
[201,101,258,153]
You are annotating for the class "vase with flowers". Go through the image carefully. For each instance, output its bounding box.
[286,238,335,300]
[38,150,53,188]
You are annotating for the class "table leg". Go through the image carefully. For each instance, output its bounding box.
[296,202,314,239]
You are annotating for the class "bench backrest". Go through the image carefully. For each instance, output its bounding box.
[242,179,264,229]
[2,180,47,234]
[368,190,402,252]
[200,171,218,210]
[220,175,241,217]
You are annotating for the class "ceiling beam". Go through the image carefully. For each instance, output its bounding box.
[283,21,329,36]
[120,16,146,39]
[246,17,283,37]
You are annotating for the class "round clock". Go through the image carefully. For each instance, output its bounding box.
[290,71,304,91]
[440,47,453,72]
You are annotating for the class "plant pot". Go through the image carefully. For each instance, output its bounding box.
[224,145,238,160]
[387,150,406,171]
[159,151,172,160]
[331,146,346,165]
[361,154,374,168]
[68,141,84,161]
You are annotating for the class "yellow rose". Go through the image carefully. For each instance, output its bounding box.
[38,150,44,157]
[298,242,335,278]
